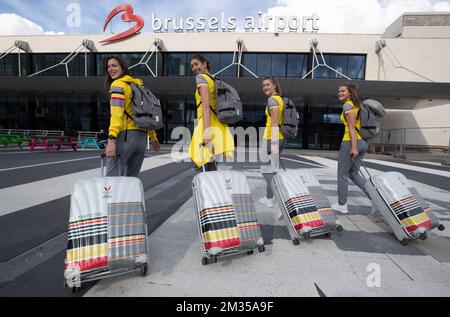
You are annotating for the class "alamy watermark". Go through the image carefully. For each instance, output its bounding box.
[169,125,283,164]
[366,263,381,288]
[67,3,81,28]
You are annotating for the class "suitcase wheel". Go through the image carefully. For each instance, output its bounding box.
[202,257,209,266]
[140,263,148,277]
[258,245,265,253]
[400,239,409,246]
[336,225,344,233]
[72,286,81,294]
[247,250,254,255]
[419,233,428,241]
[211,255,218,264]
[292,238,300,246]
[438,225,445,231]
[303,232,311,240]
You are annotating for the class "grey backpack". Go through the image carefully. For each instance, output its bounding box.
[202,74,243,124]
[125,83,163,130]
[281,97,300,138]
[356,99,385,141]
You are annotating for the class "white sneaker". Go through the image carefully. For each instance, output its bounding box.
[259,197,275,208]
[331,203,349,214]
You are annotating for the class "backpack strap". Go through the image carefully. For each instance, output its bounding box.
[204,73,215,81]
[196,101,218,116]
[267,94,284,127]
[196,74,217,116]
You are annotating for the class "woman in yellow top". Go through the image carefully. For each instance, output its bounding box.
[331,83,373,214]
[104,55,160,176]
[188,55,235,171]
[259,76,285,210]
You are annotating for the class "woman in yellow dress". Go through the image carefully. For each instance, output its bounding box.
[188,55,235,171]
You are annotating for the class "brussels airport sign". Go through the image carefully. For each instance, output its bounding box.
[101,4,320,44]
[151,11,320,33]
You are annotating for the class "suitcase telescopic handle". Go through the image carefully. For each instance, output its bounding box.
[199,142,214,173]
[353,156,372,179]
[100,154,123,177]
[279,156,286,172]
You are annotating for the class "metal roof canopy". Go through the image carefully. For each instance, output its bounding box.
[0,77,449,110]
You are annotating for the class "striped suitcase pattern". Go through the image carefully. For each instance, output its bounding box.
[108,202,147,270]
[192,171,265,264]
[232,193,264,251]
[389,196,433,235]
[199,205,241,252]
[408,187,443,231]
[366,171,445,244]
[273,169,342,243]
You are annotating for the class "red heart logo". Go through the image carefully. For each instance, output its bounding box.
[101,4,144,44]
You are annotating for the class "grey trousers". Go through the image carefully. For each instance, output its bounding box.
[262,139,286,199]
[106,130,147,177]
[337,139,370,205]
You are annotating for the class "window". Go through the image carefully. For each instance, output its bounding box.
[96,53,156,77]
[271,54,286,77]
[330,55,348,79]
[287,54,308,78]
[241,53,308,78]
[312,54,366,80]
[242,53,257,77]
[164,53,188,76]
[348,55,366,80]
[256,54,271,77]
[31,54,91,76]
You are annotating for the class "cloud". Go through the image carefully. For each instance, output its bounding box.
[0,13,64,35]
[433,1,450,11]
[265,0,450,34]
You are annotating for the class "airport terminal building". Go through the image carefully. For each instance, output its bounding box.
[0,11,449,150]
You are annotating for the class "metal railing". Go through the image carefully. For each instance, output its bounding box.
[369,127,450,160]
[0,129,64,136]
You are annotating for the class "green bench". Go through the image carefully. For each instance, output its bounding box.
[0,134,30,149]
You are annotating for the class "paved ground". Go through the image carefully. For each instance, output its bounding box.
[0,145,449,297]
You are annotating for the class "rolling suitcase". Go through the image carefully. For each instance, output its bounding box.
[192,150,265,265]
[64,155,149,291]
[272,166,343,246]
[359,158,445,246]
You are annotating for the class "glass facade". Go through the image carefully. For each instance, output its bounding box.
[0,50,365,149]
[0,54,29,76]
[312,54,366,80]
[241,53,308,78]
[163,52,236,77]
[0,93,28,129]
[0,91,345,150]
[30,53,95,77]
[0,51,365,79]
[305,97,345,150]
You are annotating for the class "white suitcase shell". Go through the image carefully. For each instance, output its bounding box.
[64,163,149,290]
[364,169,445,246]
[273,169,343,245]
[192,171,265,265]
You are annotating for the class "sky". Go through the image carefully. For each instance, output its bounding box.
[0,0,449,36]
